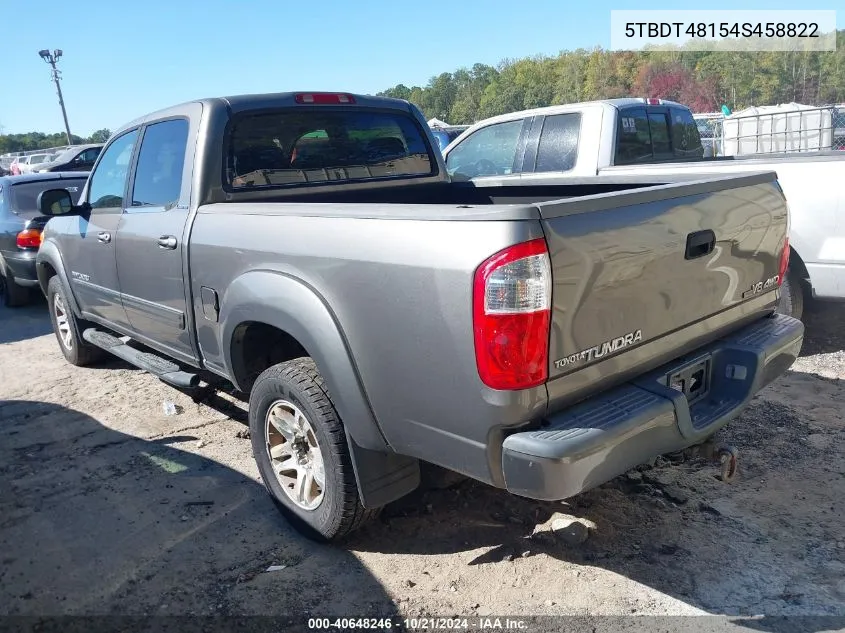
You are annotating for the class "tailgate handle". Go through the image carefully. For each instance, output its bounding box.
[685,230,716,260]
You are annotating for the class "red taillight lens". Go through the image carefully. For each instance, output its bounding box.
[294,93,355,105]
[16,228,42,249]
[473,238,551,390]
[778,236,790,286]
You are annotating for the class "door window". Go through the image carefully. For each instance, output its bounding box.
[130,119,189,210]
[80,148,102,163]
[87,130,139,212]
[445,119,524,181]
[535,113,581,173]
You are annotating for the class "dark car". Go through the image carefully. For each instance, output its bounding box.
[0,172,88,306]
[429,125,469,153]
[36,144,103,173]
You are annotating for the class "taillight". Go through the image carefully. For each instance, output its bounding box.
[778,237,790,286]
[472,238,551,390]
[295,93,356,105]
[16,228,42,249]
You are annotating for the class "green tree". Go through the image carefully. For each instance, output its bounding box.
[88,129,111,144]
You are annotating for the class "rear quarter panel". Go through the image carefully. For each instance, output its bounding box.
[189,204,547,484]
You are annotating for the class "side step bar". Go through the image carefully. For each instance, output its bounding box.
[82,328,201,389]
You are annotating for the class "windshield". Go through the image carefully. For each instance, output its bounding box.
[29,155,48,164]
[10,179,87,215]
[226,109,435,189]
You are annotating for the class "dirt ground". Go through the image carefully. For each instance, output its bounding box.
[1,296,844,631]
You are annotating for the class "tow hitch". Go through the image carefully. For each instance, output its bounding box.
[683,441,739,482]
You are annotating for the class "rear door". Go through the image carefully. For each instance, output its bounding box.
[114,113,197,364]
[61,130,139,329]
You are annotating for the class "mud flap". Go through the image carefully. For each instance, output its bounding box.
[345,429,420,508]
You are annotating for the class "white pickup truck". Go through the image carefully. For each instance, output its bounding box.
[443,98,845,319]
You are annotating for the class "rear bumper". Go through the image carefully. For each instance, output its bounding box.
[502,313,804,500]
[2,251,39,286]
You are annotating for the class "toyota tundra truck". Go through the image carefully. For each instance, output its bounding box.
[34,91,804,541]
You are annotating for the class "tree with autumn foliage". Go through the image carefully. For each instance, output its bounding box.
[633,62,720,112]
[377,30,845,124]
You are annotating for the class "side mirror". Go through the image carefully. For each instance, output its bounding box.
[37,189,76,216]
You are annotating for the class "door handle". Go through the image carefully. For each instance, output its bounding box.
[685,230,716,260]
[97,232,111,244]
[157,235,177,250]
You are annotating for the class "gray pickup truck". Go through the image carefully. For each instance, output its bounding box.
[34,91,804,541]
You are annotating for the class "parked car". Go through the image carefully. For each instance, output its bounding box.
[38,144,104,173]
[430,125,469,152]
[0,172,88,306]
[17,153,53,174]
[35,91,802,541]
[442,98,845,320]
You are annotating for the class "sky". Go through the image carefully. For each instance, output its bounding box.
[2,0,842,137]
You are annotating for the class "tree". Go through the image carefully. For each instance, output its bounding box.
[88,129,111,144]
[375,29,845,120]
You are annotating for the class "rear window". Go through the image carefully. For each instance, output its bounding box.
[10,179,86,212]
[615,108,653,165]
[226,109,435,189]
[615,106,703,165]
[671,108,704,159]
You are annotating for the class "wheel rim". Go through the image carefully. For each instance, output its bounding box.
[265,399,325,511]
[53,294,73,350]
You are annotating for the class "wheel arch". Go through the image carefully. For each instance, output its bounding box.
[220,270,387,452]
[36,241,80,314]
[220,271,420,508]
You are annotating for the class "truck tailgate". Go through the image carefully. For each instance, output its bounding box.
[539,172,789,405]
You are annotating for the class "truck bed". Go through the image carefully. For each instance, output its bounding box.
[190,171,788,483]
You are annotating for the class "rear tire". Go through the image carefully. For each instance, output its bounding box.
[1,266,30,308]
[777,266,805,320]
[46,276,105,366]
[249,358,379,541]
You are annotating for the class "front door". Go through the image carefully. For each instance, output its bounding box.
[114,117,196,364]
[62,129,139,330]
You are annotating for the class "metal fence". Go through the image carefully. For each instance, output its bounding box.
[694,105,845,157]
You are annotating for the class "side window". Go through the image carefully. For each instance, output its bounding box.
[647,112,672,159]
[81,148,101,162]
[671,108,704,159]
[535,113,581,173]
[614,108,652,165]
[445,119,523,181]
[88,130,139,212]
[130,119,189,210]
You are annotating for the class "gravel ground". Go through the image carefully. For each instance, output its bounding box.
[1,296,843,632]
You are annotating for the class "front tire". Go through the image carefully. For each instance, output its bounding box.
[249,358,378,541]
[777,266,805,320]
[46,276,104,366]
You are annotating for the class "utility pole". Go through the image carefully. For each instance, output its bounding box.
[38,49,73,145]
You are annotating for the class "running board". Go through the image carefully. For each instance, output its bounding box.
[82,328,201,389]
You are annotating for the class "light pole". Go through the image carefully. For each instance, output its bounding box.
[38,49,73,146]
